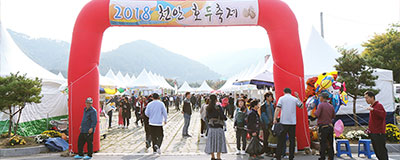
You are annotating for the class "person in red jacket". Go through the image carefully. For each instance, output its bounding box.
[364,91,388,160]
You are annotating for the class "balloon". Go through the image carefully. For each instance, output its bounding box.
[314,71,337,89]
[332,81,342,90]
[334,120,344,137]
[320,75,334,90]
[329,71,338,80]
[332,94,340,113]
[314,72,329,88]
[306,96,317,111]
[340,91,349,105]
[305,77,318,101]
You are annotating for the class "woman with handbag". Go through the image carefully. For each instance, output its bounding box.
[246,99,263,160]
[260,92,275,156]
[205,94,227,160]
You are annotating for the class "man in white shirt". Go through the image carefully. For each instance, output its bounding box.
[145,93,168,154]
[273,88,303,160]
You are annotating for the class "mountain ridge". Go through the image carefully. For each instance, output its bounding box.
[8,29,221,83]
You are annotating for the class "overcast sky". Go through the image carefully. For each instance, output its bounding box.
[1,0,399,60]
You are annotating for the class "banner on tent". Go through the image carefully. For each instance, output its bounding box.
[109,0,259,26]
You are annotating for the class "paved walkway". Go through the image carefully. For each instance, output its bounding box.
[5,152,400,160]
[6,109,400,159]
[100,109,238,154]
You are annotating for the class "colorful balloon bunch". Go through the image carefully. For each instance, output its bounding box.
[305,71,349,119]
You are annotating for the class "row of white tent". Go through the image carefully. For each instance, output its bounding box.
[178,81,214,93]
[220,26,342,92]
[100,68,174,90]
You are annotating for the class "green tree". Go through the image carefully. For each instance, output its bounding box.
[189,82,201,88]
[165,78,177,88]
[0,73,42,137]
[362,23,400,83]
[206,80,227,90]
[335,48,379,126]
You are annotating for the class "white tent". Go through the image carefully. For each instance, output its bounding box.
[337,69,395,115]
[178,81,194,92]
[302,27,341,76]
[99,75,117,88]
[123,73,131,84]
[130,74,136,82]
[157,74,174,90]
[196,81,214,92]
[105,69,125,88]
[57,72,65,80]
[264,26,341,76]
[116,71,125,84]
[132,69,159,88]
[0,23,68,136]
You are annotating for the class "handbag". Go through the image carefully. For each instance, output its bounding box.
[245,137,264,155]
[272,123,284,136]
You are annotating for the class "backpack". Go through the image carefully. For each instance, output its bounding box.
[236,111,246,127]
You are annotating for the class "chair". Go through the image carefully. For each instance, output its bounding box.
[336,139,352,158]
[358,139,375,159]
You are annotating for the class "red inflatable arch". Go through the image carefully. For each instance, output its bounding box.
[68,0,310,153]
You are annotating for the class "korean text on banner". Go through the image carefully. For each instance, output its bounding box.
[109,0,259,26]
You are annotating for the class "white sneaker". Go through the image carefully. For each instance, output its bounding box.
[283,155,289,159]
[155,145,161,154]
[200,134,204,137]
[241,150,246,155]
[236,150,241,155]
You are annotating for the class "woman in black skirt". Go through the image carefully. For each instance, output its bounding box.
[205,94,227,160]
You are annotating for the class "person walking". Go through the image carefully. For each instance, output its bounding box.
[190,93,197,111]
[247,100,263,160]
[145,93,168,154]
[105,96,118,128]
[314,92,335,160]
[122,97,131,129]
[142,96,152,149]
[364,91,388,160]
[260,92,275,156]
[74,97,97,160]
[273,88,303,160]
[228,93,235,119]
[182,92,192,137]
[175,95,181,111]
[162,94,169,114]
[200,97,209,137]
[234,99,247,155]
[117,100,124,128]
[205,94,227,160]
[132,95,141,127]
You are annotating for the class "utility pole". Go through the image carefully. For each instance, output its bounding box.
[320,12,324,38]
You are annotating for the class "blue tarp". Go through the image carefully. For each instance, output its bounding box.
[45,137,69,152]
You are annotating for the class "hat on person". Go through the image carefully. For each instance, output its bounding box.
[86,97,93,104]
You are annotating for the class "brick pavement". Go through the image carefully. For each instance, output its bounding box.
[100,109,239,154]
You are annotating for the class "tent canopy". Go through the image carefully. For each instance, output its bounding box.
[196,81,214,92]
[178,81,194,92]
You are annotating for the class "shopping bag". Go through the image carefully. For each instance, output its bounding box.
[245,137,264,155]
[272,123,284,136]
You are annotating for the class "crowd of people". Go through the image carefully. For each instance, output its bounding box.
[74,88,388,160]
